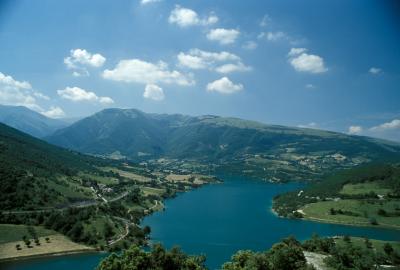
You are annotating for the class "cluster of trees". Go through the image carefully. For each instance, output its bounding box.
[222,237,313,270]
[97,235,400,270]
[97,244,207,270]
[302,234,400,269]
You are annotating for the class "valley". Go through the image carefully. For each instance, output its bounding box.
[1,107,400,269]
[0,123,218,262]
[47,108,400,182]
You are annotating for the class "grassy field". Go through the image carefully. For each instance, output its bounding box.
[0,224,55,244]
[340,182,392,196]
[301,199,400,229]
[335,236,400,254]
[165,174,192,182]
[0,224,93,261]
[104,168,152,183]
[142,187,165,196]
[0,234,93,261]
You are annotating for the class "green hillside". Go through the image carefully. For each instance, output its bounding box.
[47,108,400,181]
[0,122,218,252]
[0,122,117,210]
[273,163,400,229]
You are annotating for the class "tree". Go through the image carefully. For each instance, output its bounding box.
[143,225,151,235]
[384,243,394,255]
[15,244,21,250]
[343,235,351,243]
[268,237,307,270]
[364,238,372,249]
[103,221,114,239]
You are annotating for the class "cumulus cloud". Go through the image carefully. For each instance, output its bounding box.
[348,125,363,135]
[143,84,165,101]
[369,67,382,75]
[207,28,240,45]
[57,86,114,105]
[288,48,327,74]
[288,48,307,57]
[140,0,162,5]
[258,31,287,42]
[370,119,400,131]
[0,72,45,111]
[41,106,65,119]
[242,41,258,50]
[177,49,249,74]
[206,77,243,94]
[215,62,251,74]
[64,49,106,76]
[103,59,194,86]
[168,5,218,27]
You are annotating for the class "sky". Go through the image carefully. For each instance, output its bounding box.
[0,0,399,141]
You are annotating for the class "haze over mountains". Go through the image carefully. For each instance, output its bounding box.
[46,108,400,181]
[0,105,69,138]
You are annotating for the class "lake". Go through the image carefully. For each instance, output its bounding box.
[3,175,400,270]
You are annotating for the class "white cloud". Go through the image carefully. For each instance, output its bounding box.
[0,72,45,111]
[288,48,307,57]
[206,77,243,94]
[177,52,208,70]
[140,0,162,5]
[242,41,258,50]
[305,84,315,89]
[177,49,249,74]
[215,62,251,74]
[168,5,218,28]
[41,106,65,119]
[258,31,287,42]
[64,49,106,76]
[260,14,270,27]
[207,28,240,45]
[348,125,363,135]
[370,119,400,131]
[288,48,327,74]
[57,86,114,105]
[369,67,382,75]
[103,59,194,86]
[298,122,318,129]
[143,84,165,101]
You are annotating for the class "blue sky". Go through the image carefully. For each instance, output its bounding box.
[0,0,399,141]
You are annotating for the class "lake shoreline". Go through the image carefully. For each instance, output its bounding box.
[0,248,99,264]
[0,178,221,264]
[271,204,400,231]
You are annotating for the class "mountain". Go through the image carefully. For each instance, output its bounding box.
[0,122,115,210]
[47,108,400,181]
[0,105,69,138]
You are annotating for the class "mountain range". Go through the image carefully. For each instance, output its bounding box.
[46,108,400,181]
[0,105,69,138]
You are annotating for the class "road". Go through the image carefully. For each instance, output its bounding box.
[2,191,130,215]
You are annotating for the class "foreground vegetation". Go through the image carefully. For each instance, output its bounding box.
[0,123,218,260]
[273,163,400,229]
[97,235,400,270]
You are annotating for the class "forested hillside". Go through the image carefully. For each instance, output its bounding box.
[47,108,400,181]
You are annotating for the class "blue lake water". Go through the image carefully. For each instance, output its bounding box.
[3,175,400,270]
